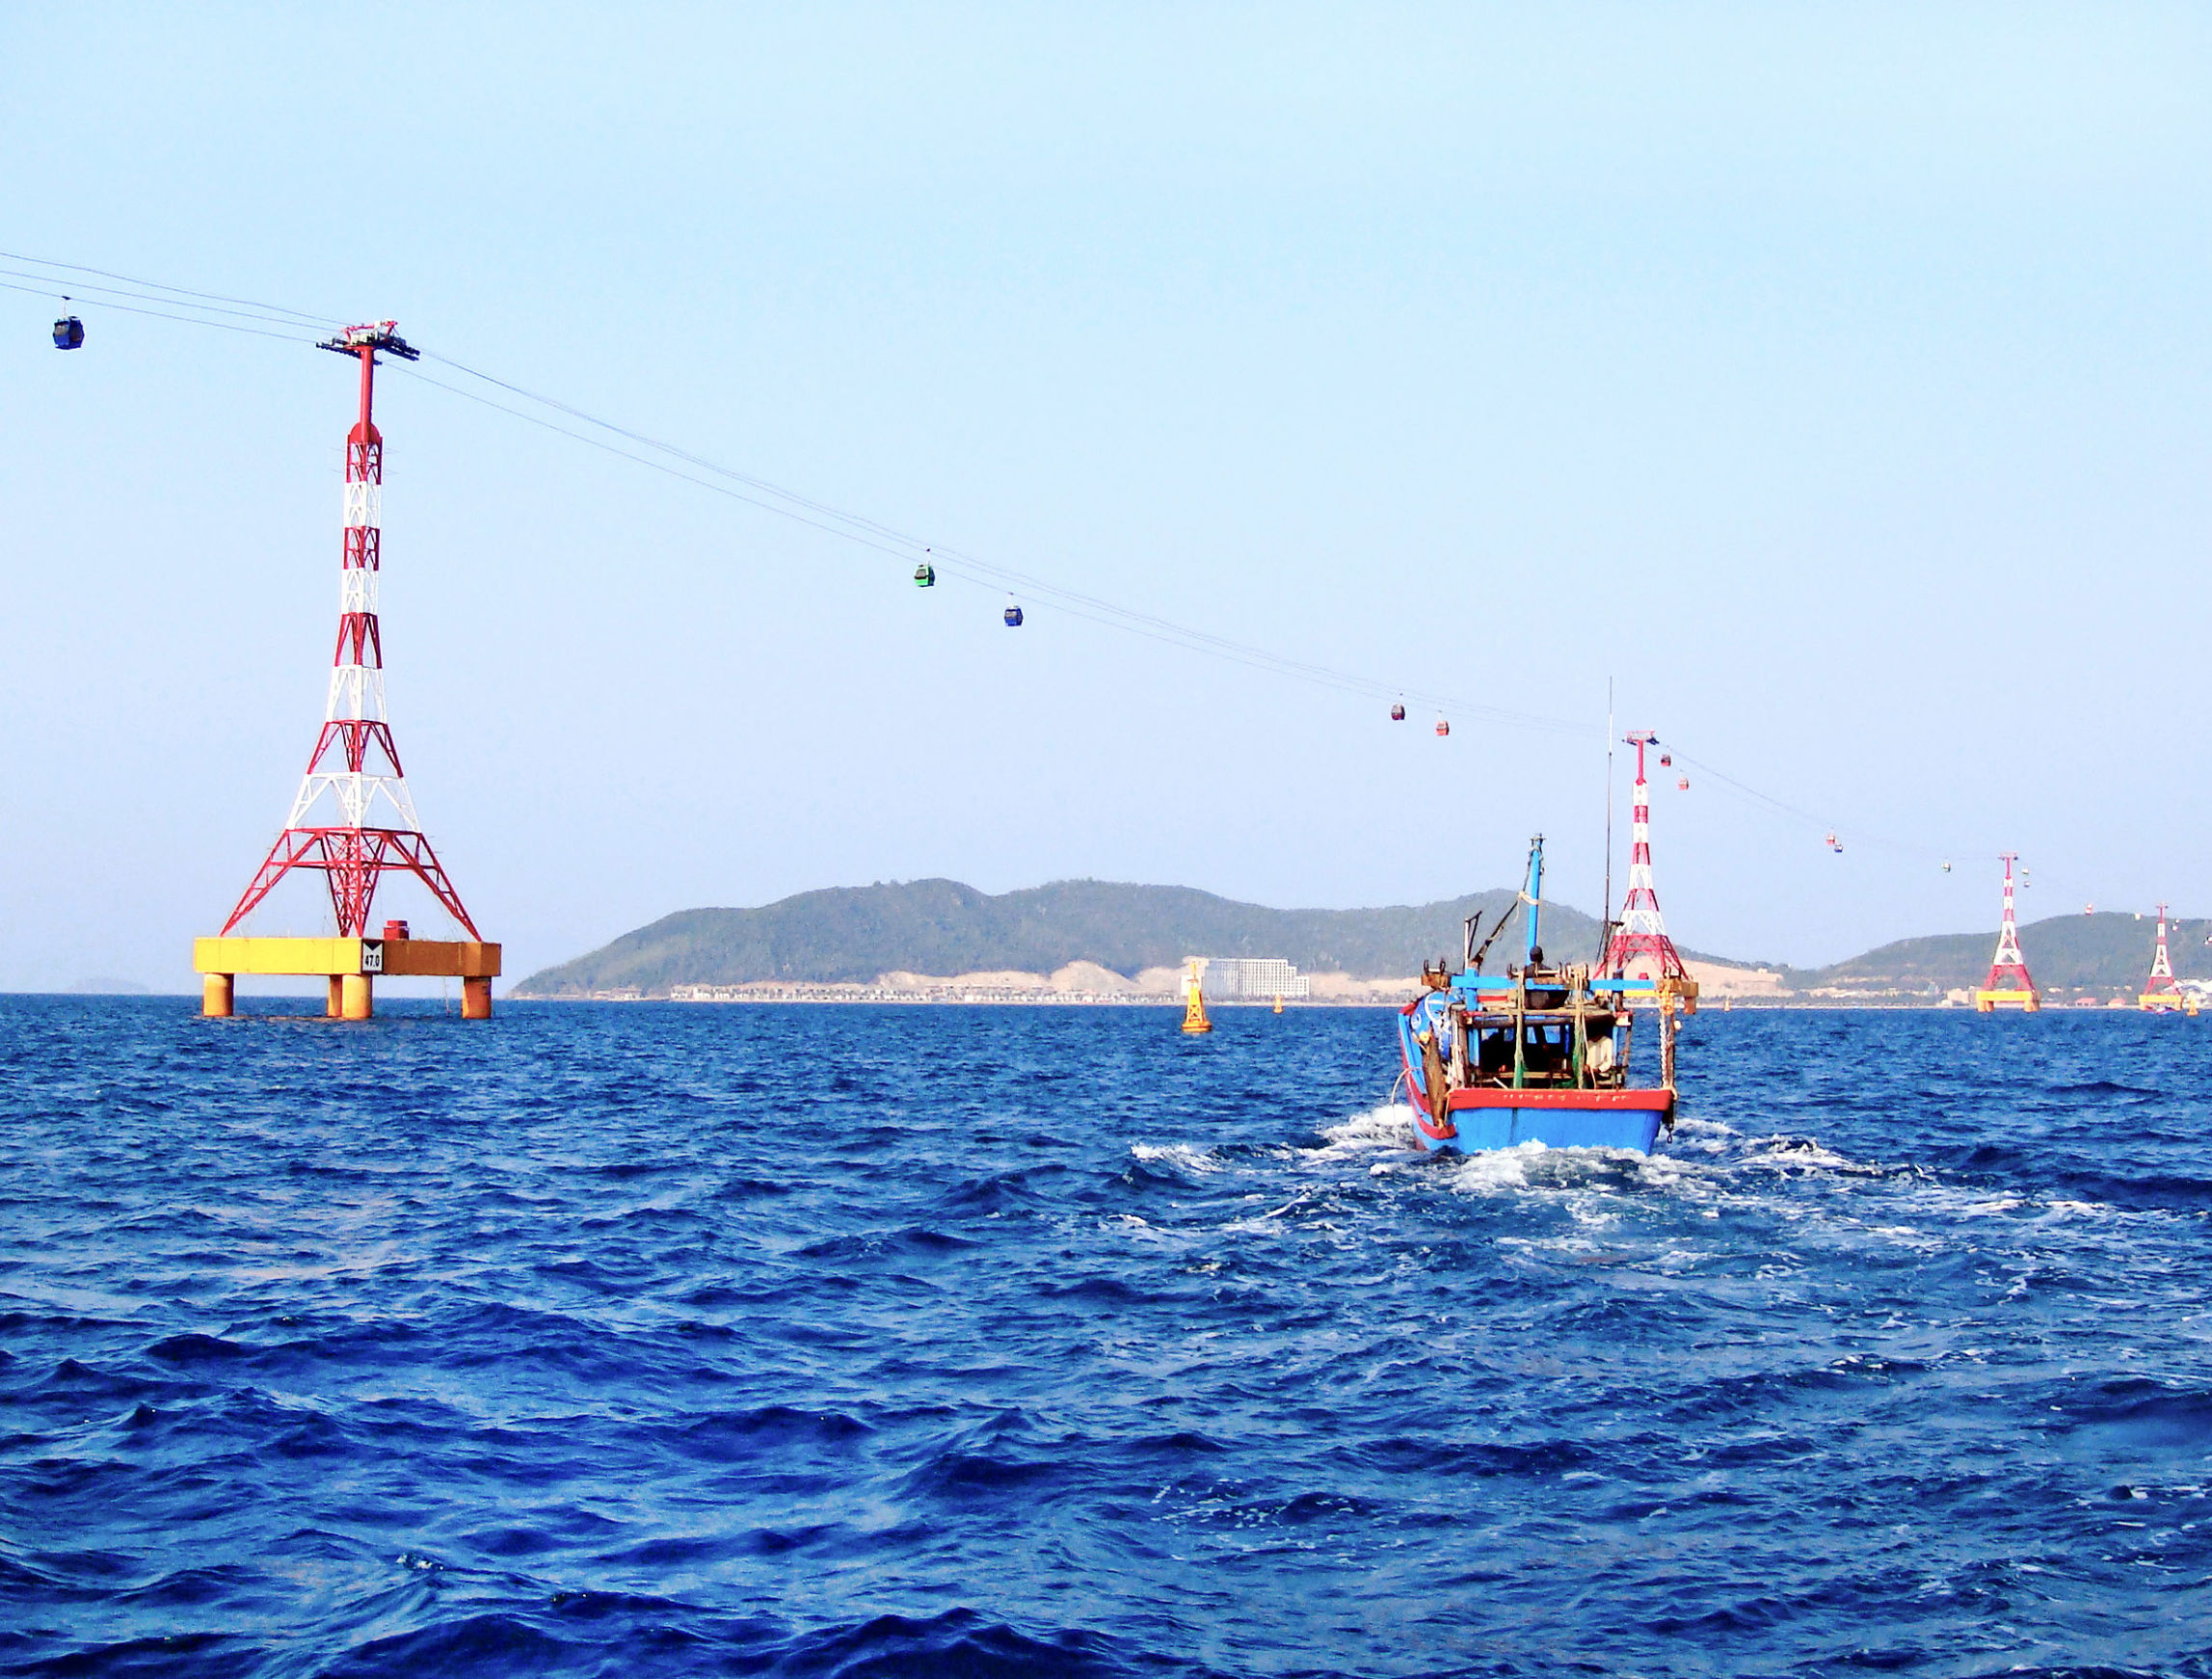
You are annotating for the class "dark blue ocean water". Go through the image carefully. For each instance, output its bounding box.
[4,998,2210,1678]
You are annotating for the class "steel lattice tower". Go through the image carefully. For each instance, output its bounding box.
[1600,732,1691,994]
[1974,852,2038,1010]
[2141,902,2183,1011]
[221,322,478,940]
[2146,905,2178,991]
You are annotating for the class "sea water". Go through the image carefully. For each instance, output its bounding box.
[2,998,2208,1677]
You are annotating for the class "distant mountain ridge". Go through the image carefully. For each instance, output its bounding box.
[515,878,2206,1002]
[1784,910,2212,998]
[514,877,1612,997]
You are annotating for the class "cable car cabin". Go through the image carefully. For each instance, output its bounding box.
[1003,602,1024,627]
[914,562,935,587]
[52,316,84,350]
[1676,775,1690,790]
[1435,718,1450,737]
[1391,704,1406,721]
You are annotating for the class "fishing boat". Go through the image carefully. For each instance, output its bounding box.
[1396,835,1689,1154]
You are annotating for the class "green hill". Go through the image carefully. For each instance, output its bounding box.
[516,880,2206,1002]
[1789,911,2211,998]
[514,877,1616,997]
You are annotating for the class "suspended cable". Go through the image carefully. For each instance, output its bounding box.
[0,249,342,329]
[0,266,333,333]
[396,362,1586,723]
[13,247,2087,881]
[0,278,316,343]
[1,249,1586,733]
[411,352,1591,736]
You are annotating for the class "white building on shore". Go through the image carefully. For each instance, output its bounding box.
[1197,957,1310,1000]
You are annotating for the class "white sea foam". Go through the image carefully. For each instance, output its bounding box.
[1313,1104,1421,1155]
[1738,1137,1864,1173]
[1631,1151,1708,1192]
[1130,1141,1222,1175]
[1445,1141,1545,1193]
[1673,1115,1742,1138]
[2041,1200,2111,1220]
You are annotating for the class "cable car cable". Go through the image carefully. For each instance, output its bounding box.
[397,361,1503,706]
[14,246,2107,890]
[405,353,1593,737]
[3,246,1590,736]
[0,266,333,333]
[0,278,316,342]
[0,248,342,330]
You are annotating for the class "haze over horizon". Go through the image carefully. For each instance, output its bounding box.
[5,4,2208,990]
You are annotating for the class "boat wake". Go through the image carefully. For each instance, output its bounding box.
[1310,1103,1421,1156]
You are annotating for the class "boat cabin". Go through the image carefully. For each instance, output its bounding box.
[1410,963,1668,1098]
[1396,834,1692,1154]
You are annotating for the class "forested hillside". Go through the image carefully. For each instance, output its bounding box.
[515,878,1612,996]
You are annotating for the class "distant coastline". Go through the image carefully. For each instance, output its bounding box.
[533,958,1946,1010]
[512,877,2212,1008]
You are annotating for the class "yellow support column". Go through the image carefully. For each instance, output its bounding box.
[340,973,374,1020]
[201,973,234,1019]
[194,937,499,1023]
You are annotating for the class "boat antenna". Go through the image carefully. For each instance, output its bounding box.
[1600,677,1616,962]
[1470,896,1518,973]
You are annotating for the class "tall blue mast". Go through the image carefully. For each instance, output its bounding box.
[1525,834,1544,967]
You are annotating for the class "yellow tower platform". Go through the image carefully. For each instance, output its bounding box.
[194,936,500,1021]
[1973,988,2039,1012]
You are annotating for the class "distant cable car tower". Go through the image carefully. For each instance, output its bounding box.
[194,322,498,1022]
[1599,732,1697,1011]
[1973,853,2039,1012]
[2138,902,2193,1013]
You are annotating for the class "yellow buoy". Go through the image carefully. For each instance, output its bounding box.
[1181,957,1213,1034]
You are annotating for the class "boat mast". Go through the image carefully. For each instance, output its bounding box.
[1525,834,1544,967]
[1601,679,1615,961]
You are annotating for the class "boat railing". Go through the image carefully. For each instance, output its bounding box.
[1426,963,1627,1093]
[1418,957,1684,1098]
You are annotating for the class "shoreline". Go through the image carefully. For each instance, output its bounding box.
[507,990,2070,1012]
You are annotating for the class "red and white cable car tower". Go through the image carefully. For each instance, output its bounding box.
[1600,732,1697,1011]
[2138,903,2191,1013]
[1973,853,2038,1012]
[194,322,499,1022]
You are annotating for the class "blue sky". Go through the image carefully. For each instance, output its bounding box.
[2,3,2208,989]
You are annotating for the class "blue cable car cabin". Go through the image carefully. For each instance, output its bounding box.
[52,316,84,350]
[1003,602,1024,626]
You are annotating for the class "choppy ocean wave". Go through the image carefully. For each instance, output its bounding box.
[4,999,2211,1676]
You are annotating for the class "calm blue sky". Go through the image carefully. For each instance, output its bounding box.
[3,3,2208,989]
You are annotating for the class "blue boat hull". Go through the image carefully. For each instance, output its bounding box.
[1420,1104,1665,1155]
[1398,996,1672,1155]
